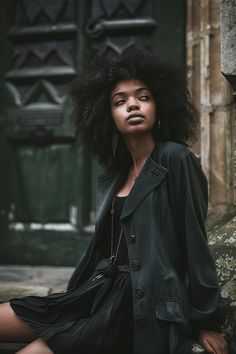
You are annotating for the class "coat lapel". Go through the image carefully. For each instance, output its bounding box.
[96,142,168,224]
[121,157,167,220]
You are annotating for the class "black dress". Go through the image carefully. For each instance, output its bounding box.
[10,196,133,354]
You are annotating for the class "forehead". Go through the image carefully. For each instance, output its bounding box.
[111,79,149,96]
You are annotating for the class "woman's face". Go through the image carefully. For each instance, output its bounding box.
[110,79,156,136]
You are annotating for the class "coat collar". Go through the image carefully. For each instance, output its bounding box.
[121,157,167,219]
[96,142,168,224]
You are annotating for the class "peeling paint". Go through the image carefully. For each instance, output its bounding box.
[69,206,77,226]
[9,222,77,232]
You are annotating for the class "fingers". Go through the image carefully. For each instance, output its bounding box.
[200,338,215,353]
[199,332,216,353]
[198,330,228,354]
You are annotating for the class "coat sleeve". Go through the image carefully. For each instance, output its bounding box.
[67,235,96,290]
[172,150,225,334]
[67,176,105,291]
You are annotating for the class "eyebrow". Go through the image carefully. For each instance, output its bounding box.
[111,87,150,100]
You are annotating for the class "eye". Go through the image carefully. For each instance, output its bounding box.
[139,95,150,101]
[114,99,125,106]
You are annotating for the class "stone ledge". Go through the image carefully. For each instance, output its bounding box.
[208,215,236,353]
[0,284,50,302]
[0,265,74,301]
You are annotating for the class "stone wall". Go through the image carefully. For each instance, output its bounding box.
[186,0,235,222]
[208,216,236,353]
[221,0,236,207]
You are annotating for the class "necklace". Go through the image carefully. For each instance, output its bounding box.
[109,196,123,264]
[132,158,147,179]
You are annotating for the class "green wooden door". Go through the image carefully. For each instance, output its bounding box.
[0,0,93,265]
[0,0,185,266]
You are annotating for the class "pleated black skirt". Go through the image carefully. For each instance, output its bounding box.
[10,260,133,354]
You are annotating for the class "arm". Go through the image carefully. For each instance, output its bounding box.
[178,151,224,331]
[160,144,226,332]
[178,151,227,353]
[67,235,96,290]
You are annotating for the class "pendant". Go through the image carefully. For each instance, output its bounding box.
[108,255,116,264]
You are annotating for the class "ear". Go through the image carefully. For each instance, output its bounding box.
[152,119,161,140]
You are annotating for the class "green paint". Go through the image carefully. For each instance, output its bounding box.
[151,0,186,65]
[0,0,186,266]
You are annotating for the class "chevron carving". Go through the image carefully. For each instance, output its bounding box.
[6,80,65,107]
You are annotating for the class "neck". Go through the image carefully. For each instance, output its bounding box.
[123,133,156,172]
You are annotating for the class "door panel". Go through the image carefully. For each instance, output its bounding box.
[0,0,91,265]
[8,145,80,224]
[0,0,186,265]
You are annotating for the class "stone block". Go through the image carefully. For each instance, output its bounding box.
[221,0,236,77]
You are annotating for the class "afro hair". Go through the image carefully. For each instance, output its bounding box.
[70,47,198,168]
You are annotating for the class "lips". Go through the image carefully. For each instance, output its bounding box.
[127,113,145,121]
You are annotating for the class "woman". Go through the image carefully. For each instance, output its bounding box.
[0,48,228,354]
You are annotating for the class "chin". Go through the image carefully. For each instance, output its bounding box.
[122,126,154,136]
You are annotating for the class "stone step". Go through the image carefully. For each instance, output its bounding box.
[0,265,74,301]
[0,265,74,354]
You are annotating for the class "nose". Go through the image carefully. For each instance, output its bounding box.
[127,99,140,112]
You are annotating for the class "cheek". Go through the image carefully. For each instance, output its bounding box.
[148,105,156,125]
[143,100,156,115]
[111,108,124,127]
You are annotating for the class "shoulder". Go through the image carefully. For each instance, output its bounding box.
[160,141,189,155]
[155,141,207,187]
[153,141,205,177]
[155,141,196,164]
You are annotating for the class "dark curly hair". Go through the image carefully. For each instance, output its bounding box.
[70,47,198,168]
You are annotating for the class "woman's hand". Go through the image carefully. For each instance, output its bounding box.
[198,330,228,354]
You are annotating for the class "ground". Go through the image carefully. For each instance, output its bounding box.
[0,216,235,353]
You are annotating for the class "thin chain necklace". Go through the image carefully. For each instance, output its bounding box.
[109,155,150,261]
[132,158,148,179]
[109,196,123,264]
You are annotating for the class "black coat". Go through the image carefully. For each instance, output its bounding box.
[68,141,224,354]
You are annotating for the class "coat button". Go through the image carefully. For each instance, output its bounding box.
[136,288,144,298]
[132,260,141,271]
[136,317,145,326]
[128,234,136,243]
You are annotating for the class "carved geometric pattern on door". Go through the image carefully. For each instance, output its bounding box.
[13,42,73,68]
[6,0,76,133]
[6,80,65,107]
[101,0,144,17]
[20,0,71,24]
[87,0,156,57]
